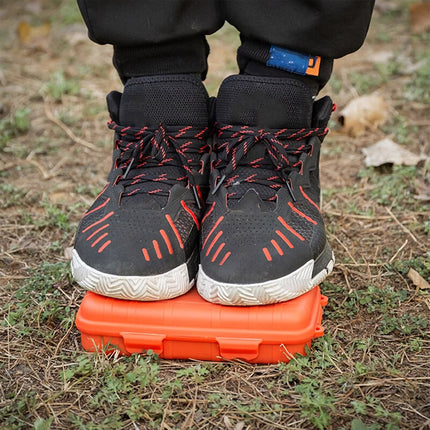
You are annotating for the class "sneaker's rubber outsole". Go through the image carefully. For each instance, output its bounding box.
[197,252,335,306]
[71,249,194,301]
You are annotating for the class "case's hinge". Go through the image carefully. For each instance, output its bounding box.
[120,332,166,355]
[216,337,262,361]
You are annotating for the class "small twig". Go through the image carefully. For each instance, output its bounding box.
[181,386,198,430]
[399,405,430,421]
[385,207,419,243]
[26,157,50,179]
[325,210,391,220]
[44,99,100,151]
[389,239,408,264]
[2,161,21,172]
[338,266,352,292]
[49,155,70,178]
[337,263,384,267]
[332,235,358,265]
[53,321,75,357]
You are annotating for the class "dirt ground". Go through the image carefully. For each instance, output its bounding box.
[1,1,429,429]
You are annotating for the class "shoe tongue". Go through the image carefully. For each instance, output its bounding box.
[216,75,314,128]
[119,74,209,127]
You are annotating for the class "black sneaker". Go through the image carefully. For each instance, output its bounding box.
[71,75,210,301]
[197,75,334,306]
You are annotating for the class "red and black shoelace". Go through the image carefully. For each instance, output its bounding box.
[108,120,209,205]
[211,124,328,201]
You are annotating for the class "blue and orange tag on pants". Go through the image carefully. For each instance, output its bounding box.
[267,46,321,77]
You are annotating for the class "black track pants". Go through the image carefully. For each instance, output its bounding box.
[77,0,375,81]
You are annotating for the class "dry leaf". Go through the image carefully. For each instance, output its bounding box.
[223,416,234,430]
[410,2,430,33]
[17,20,50,45]
[362,138,427,167]
[407,268,430,289]
[338,94,388,136]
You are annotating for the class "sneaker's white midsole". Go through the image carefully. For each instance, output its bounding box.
[197,255,334,306]
[71,249,193,301]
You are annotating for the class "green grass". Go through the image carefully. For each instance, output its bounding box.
[1,1,429,429]
[381,114,419,145]
[3,262,74,339]
[0,108,31,151]
[404,34,430,104]
[358,165,424,208]
[0,184,28,208]
[43,71,80,102]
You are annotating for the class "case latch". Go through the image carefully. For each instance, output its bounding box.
[216,337,262,361]
[121,332,166,355]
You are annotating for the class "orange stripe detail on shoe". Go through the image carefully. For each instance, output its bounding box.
[160,229,173,255]
[142,248,150,261]
[211,242,225,262]
[219,251,231,266]
[82,211,114,233]
[86,224,109,241]
[202,216,224,249]
[277,216,305,241]
[181,200,200,230]
[201,202,215,225]
[206,230,223,257]
[153,240,162,259]
[263,248,272,262]
[165,214,184,249]
[91,232,108,247]
[271,239,284,256]
[98,240,111,253]
[276,230,294,248]
[94,184,108,201]
[288,202,317,225]
[82,198,110,218]
[299,186,320,211]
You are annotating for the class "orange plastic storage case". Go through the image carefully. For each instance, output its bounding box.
[75,286,327,363]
